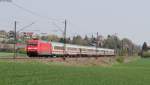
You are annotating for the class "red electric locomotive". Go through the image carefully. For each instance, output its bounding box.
[26,39,52,57]
[26,39,115,57]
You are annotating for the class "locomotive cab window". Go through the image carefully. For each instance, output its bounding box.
[27,43,37,46]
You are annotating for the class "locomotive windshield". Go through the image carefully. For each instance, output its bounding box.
[27,43,37,46]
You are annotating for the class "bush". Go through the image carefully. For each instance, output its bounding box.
[116,56,124,63]
[142,51,150,58]
[17,48,26,54]
[0,49,13,53]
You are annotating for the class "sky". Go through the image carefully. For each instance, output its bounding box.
[0,0,150,45]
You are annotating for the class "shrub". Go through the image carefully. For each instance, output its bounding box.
[17,48,26,54]
[142,51,150,58]
[116,56,124,63]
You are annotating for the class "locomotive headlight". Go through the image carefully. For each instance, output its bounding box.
[28,47,37,50]
[27,48,31,50]
[33,47,37,50]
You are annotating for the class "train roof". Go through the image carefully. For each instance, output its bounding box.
[51,42,114,51]
[27,39,114,51]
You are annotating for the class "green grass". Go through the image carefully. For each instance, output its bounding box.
[0,52,27,58]
[0,52,14,57]
[0,59,150,85]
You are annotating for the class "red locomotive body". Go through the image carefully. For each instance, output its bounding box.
[27,39,52,57]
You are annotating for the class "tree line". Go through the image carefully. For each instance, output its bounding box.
[0,30,141,56]
[40,34,140,56]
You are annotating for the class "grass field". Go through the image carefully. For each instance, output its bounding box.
[0,52,14,57]
[0,58,150,85]
[0,52,27,58]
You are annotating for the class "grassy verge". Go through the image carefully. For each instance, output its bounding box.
[0,52,27,58]
[0,58,150,85]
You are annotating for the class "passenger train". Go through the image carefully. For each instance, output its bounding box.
[26,39,115,57]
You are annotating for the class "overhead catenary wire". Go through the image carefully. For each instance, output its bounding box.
[10,2,64,22]
[17,21,36,32]
[2,1,69,39]
[10,2,67,34]
[51,21,64,33]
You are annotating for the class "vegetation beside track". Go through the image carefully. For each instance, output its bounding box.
[0,57,150,85]
[0,52,27,58]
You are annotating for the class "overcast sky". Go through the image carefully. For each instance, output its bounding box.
[0,0,150,45]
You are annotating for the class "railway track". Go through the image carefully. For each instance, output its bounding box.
[0,56,115,64]
[0,57,67,62]
[0,56,116,66]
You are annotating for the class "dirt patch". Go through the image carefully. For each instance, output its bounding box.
[62,57,116,66]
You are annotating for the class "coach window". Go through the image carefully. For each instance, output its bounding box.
[88,49,92,51]
[54,46,64,50]
[102,50,105,53]
[68,48,77,51]
[82,49,87,51]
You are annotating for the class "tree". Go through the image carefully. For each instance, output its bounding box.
[103,35,121,49]
[121,38,135,56]
[41,36,48,41]
[83,35,90,46]
[141,42,150,57]
[47,34,60,42]
[59,37,71,43]
[72,35,84,45]
[142,42,148,51]
[8,31,14,39]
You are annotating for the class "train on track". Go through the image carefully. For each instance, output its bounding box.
[26,39,115,57]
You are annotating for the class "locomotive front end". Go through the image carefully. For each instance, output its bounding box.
[26,40,39,57]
